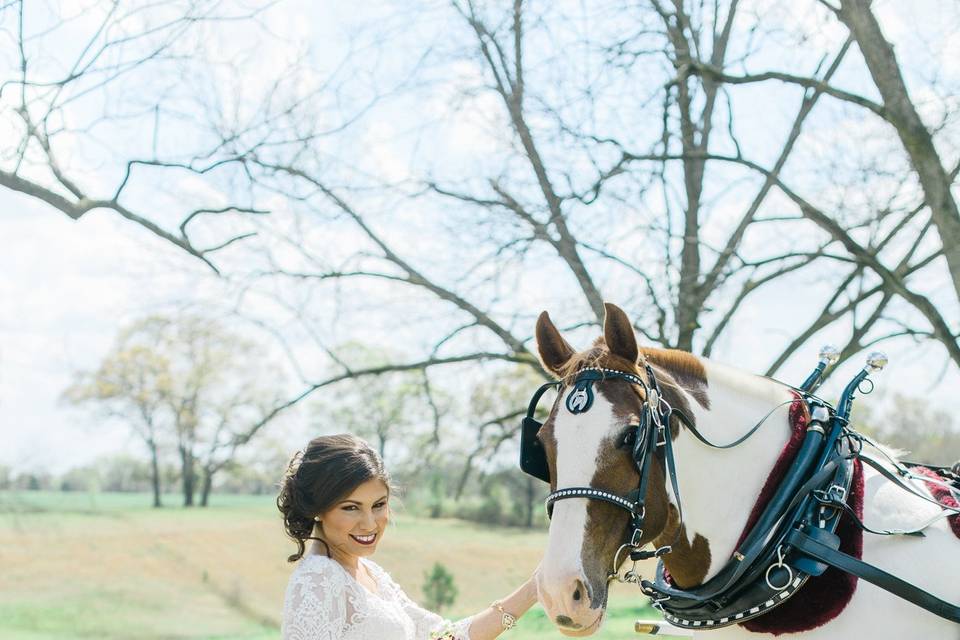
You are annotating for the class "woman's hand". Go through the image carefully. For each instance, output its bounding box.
[465,558,542,640]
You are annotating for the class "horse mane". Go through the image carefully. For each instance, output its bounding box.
[640,347,707,385]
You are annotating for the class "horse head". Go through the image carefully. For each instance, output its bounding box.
[533,303,708,636]
[533,303,670,634]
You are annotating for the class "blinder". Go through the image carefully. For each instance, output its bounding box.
[519,381,560,483]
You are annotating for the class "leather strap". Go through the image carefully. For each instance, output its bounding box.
[787,528,960,623]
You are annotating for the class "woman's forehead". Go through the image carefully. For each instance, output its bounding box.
[342,478,389,502]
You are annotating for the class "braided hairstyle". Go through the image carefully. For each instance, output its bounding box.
[277,434,392,562]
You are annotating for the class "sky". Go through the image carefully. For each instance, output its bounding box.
[2,0,959,475]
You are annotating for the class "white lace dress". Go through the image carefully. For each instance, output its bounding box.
[282,553,473,640]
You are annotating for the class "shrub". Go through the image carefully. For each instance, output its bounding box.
[422,562,458,613]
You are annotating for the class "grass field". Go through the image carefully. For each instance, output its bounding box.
[0,491,665,639]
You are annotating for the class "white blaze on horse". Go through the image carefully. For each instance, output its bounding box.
[527,303,960,639]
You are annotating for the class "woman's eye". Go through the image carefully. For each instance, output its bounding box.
[374,502,387,509]
[343,505,358,511]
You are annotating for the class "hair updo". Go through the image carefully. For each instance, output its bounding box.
[277,434,392,562]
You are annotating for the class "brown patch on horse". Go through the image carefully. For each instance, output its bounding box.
[655,504,712,588]
[576,364,703,602]
[640,347,710,410]
[580,380,671,606]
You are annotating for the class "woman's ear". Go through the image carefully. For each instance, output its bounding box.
[536,311,575,376]
[603,303,638,364]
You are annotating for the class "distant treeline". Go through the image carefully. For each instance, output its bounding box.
[0,451,553,528]
[0,453,280,496]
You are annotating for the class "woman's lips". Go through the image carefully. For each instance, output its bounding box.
[350,532,378,546]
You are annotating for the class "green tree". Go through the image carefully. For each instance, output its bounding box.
[65,315,285,507]
[422,562,458,614]
[63,340,171,507]
[852,394,960,466]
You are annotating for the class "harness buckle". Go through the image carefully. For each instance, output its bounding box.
[813,483,847,508]
[827,484,847,503]
[630,528,644,547]
[656,425,667,447]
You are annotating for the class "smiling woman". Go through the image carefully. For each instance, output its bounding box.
[276,434,540,640]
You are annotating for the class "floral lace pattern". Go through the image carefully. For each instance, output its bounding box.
[282,554,473,640]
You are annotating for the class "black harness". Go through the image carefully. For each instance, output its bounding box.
[519,356,960,628]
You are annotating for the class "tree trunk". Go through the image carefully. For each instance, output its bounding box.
[377,430,387,462]
[200,467,213,507]
[839,0,960,302]
[525,476,535,528]
[149,440,162,508]
[180,446,195,507]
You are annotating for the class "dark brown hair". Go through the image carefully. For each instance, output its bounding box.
[277,434,392,562]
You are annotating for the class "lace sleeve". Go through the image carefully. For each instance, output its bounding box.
[282,557,351,640]
[372,562,473,640]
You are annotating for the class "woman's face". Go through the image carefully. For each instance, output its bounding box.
[319,478,390,559]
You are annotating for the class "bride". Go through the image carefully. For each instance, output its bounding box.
[278,434,540,639]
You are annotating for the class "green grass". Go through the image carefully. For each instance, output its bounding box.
[0,490,665,639]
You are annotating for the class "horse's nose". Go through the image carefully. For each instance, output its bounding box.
[538,570,595,625]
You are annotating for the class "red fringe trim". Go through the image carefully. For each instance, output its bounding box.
[911,466,960,540]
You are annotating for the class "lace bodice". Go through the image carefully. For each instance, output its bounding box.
[282,554,473,640]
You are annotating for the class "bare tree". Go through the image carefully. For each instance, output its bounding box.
[9,1,960,457]
[835,0,960,300]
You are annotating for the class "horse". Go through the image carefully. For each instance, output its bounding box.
[529,303,960,638]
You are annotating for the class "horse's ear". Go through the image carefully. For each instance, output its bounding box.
[536,311,575,377]
[603,303,638,364]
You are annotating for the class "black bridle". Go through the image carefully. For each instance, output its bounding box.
[521,364,684,566]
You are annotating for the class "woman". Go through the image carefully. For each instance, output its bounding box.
[277,434,540,640]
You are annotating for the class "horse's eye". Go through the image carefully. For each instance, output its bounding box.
[617,427,636,449]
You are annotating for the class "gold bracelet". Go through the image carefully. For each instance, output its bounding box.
[490,600,518,631]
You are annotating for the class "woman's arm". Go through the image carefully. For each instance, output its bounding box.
[384,564,540,640]
[462,576,539,640]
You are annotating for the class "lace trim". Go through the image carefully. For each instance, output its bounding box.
[282,554,472,640]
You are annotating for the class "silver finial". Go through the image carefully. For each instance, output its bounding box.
[866,351,888,373]
[818,344,840,366]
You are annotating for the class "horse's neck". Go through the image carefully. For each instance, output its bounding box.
[665,359,796,583]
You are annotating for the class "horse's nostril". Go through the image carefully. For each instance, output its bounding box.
[555,615,581,629]
[572,578,589,604]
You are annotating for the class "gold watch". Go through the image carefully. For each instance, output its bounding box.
[491,600,518,631]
